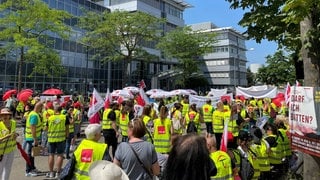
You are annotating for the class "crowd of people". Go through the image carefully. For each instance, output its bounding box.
[0,91,302,180]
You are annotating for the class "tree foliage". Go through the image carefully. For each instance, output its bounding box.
[79,10,163,87]
[0,0,70,91]
[157,26,216,87]
[246,67,255,86]
[255,51,295,86]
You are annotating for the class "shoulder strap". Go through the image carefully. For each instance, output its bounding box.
[127,143,153,178]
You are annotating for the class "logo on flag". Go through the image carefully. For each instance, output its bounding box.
[87,88,104,119]
[139,79,146,89]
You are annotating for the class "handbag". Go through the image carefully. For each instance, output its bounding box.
[59,155,76,180]
[127,143,154,179]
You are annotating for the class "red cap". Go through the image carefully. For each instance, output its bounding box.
[46,102,53,109]
[73,102,81,108]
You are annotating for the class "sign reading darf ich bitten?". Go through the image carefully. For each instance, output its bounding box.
[289,86,320,157]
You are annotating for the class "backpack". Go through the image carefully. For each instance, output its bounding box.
[187,121,197,133]
[239,154,255,180]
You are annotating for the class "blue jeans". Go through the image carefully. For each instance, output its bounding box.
[65,132,74,158]
[25,141,36,173]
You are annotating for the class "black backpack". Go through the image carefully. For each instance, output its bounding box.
[186,121,197,133]
[239,148,256,180]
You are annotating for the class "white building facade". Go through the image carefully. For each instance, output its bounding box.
[190,22,248,90]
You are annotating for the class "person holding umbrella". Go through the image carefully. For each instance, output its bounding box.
[0,108,18,180]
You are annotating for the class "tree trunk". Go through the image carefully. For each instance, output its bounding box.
[300,16,320,179]
[18,46,24,92]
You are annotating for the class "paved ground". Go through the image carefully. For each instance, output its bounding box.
[9,122,90,180]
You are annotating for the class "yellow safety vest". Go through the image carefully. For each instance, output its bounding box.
[43,109,54,130]
[73,108,81,124]
[0,120,16,154]
[25,111,42,140]
[212,110,224,133]
[209,150,233,180]
[266,134,283,164]
[181,101,189,117]
[278,128,291,156]
[74,139,107,180]
[119,113,129,136]
[202,104,214,123]
[226,110,239,137]
[258,139,271,172]
[47,114,67,143]
[248,147,261,180]
[143,115,153,143]
[153,118,171,154]
[102,108,113,130]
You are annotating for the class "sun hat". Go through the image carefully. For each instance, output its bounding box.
[0,108,12,115]
[89,160,129,180]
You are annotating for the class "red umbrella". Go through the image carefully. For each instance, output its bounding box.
[16,142,31,166]
[17,90,33,103]
[42,88,63,95]
[2,89,17,100]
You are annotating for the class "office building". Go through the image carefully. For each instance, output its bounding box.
[190,22,248,90]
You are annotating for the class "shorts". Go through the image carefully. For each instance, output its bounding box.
[48,141,66,155]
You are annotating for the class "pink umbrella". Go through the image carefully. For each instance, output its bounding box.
[17,90,33,103]
[42,88,63,95]
[2,89,17,100]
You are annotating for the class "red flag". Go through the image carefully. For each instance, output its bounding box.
[220,119,229,152]
[117,96,124,105]
[139,79,146,89]
[285,82,291,105]
[296,80,300,86]
[104,88,112,109]
[16,142,31,165]
[136,94,145,106]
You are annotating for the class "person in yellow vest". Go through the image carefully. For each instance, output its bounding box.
[46,103,69,178]
[71,102,82,151]
[0,108,18,180]
[153,106,173,154]
[140,104,154,143]
[180,96,189,118]
[227,104,240,149]
[185,103,201,134]
[170,103,184,135]
[206,134,233,180]
[119,103,130,142]
[42,101,54,155]
[64,105,74,160]
[263,123,284,178]
[212,101,225,150]
[202,99,214,135]
[25,102,44,177]
[73,124,111,180]
[275,119,291,159]
[102,102,119,158]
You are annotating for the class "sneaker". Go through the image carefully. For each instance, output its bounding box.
[46,171,55,178]
[55,172,60,179]
[25,171,38,177]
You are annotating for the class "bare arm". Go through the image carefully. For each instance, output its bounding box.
[151,161,160,176]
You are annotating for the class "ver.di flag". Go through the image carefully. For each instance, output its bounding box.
[88,88,104,119]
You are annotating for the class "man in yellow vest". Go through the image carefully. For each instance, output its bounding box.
[46,103,69,178]
[73,124,111,180]
[102,102,119,158]
[212,101,225,149]
[202,99,214,135]
[206,134,233,180]
[25,102,44,177]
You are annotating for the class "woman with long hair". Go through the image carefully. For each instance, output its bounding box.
[153,106,173,154]
[114,118,160,179]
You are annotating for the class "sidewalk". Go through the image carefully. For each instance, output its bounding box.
[9,121,90,180]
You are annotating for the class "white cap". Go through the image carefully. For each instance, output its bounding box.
[89,160,129,180]
[85,124,102,140]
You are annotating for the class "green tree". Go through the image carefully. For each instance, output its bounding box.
[0,0,71,91]
[225,0,320,178]
[255,51,295,86]
[157,26,216,88]
[246,67,255,86]
[79,10,163,87]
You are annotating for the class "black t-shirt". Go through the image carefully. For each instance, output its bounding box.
[107,110,116,121]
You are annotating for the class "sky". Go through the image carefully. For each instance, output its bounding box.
[183,0,278,66]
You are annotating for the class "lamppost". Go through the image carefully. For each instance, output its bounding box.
[84,45,89,96]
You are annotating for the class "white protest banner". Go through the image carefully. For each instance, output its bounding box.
[289,86,320,157]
